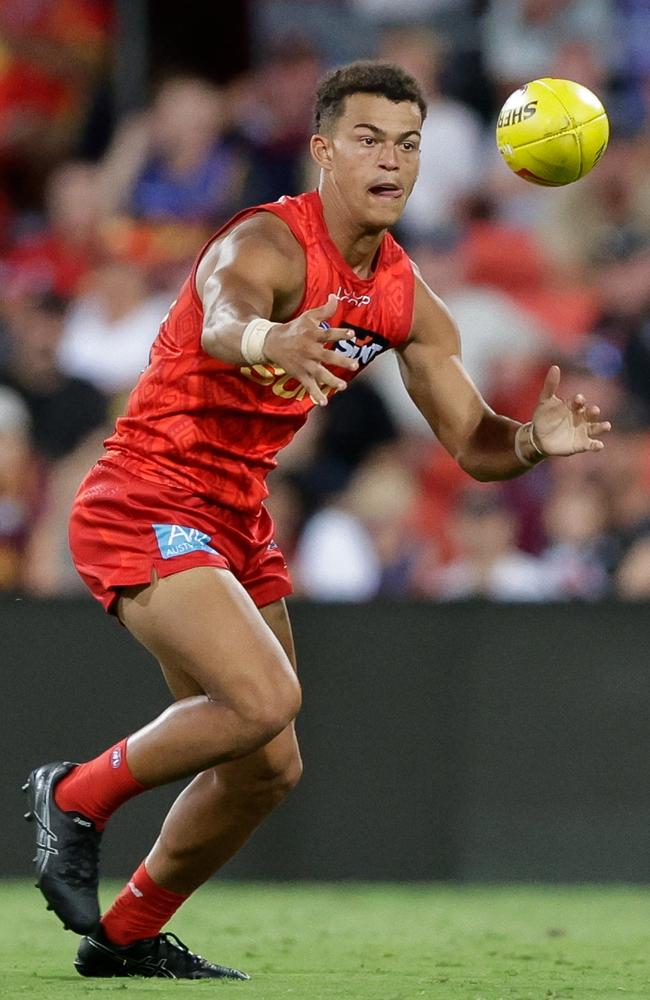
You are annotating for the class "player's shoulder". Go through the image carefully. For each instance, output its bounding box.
[203,209,304,274]
[228,210,303,261]
[197,208,305,294]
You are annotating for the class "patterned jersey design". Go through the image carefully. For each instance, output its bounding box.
[103,190,415,512]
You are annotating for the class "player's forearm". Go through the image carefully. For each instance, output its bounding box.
[200,271,276,366]
[455,412,543,481]
[201,313,267,366]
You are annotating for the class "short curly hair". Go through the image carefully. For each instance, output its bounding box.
[314,60,427,133]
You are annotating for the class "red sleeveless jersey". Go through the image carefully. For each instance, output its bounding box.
[103,190,415,513]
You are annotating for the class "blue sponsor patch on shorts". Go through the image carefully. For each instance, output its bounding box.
[153,523,217,560]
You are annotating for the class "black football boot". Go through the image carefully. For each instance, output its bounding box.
[23,761,101,934]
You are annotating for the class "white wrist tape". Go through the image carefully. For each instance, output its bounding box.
[514,421,546,467]
[241,318,275,365]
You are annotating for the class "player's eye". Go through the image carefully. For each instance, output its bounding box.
[360,136,375,146]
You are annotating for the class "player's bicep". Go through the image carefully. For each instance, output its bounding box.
[199,216,302,359]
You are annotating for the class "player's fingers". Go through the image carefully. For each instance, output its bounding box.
[586,404,601,419]
[305,377,329,407]
[306,294,339,322]
[586,438,606,451]
[589,420,611,436]
[570,393,586,413]
[314,325,355,343]
[320,347,359,371]
[317,365,348,393]
[540,364,561,400]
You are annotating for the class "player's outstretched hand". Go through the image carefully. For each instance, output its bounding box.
[532,365,612,456]
[263,294,358,406]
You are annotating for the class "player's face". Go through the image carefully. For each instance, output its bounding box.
[323,93,422,229]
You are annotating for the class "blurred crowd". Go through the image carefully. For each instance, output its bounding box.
[1,0,650,602]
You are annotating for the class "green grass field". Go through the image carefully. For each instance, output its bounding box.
[1,881,649,999]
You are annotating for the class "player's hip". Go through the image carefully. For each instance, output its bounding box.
[69,459,290,613]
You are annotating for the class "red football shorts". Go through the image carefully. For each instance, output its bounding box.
[68,459,292,614]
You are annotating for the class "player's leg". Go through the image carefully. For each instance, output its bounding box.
[25,567,301,936]
[74,599,302,980]
[61,566,301,788]
[140,597,302,894]
[114,567,302,782]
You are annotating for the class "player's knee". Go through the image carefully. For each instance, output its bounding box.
[238,670,302,746]
[257,676,302,742]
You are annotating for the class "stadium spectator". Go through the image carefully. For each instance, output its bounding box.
[233,36,323,202]
[432,486,557,600]
[0,0,112,205]
[293,502,381,600]
[0,292,108,461]
[453,192,603,358]
[612,0,650,133]
[0,160,104,298]
[294,435,430,600]
[0,291,109,594]
[0,385,36,589]
[534,138,650,280]
[615,534,650,598]
[538,481,613,598]
[98,76,247,227]
[480,0,617,102]
[345,441,433,597]
[249,1,373,67]
[287,377,399,518]
[57,256,170,400]
[603,431,650,575]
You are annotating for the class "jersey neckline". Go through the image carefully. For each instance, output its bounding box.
[306,190,388,287]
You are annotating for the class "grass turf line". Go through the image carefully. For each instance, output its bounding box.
[0,881,649,999]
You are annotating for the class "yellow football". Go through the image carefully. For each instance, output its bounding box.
[496,78,609,186]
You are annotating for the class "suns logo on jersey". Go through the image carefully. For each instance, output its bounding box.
[333,325,388,366]
[240,363,323,401]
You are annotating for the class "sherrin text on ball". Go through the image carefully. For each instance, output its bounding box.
[496,78,609,186]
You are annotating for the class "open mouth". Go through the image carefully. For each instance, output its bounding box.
[368,183,403,199]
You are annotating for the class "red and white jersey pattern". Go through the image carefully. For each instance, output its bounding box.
[103,190,415,513]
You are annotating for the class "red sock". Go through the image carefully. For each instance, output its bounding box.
[101,861,189,945]
[54,739,146,831]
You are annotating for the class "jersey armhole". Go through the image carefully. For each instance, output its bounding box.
[395,256,417,347]
[189,205,309,318]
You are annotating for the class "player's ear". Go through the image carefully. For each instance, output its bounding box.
[310,133,333,171]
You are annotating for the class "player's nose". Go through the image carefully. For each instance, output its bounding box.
[377,143,399,169]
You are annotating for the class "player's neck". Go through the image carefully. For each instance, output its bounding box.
[318,186,385,279]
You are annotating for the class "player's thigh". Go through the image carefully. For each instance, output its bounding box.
[116,567,299,713]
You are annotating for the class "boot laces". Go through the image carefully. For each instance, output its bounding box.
[157,932,206,967]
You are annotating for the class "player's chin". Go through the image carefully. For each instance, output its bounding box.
[365,194,405,227]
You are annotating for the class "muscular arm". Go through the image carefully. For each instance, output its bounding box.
[197,213,357,405]
[398,273,611,479]
[398,275,529,480]
[197,213,303,364]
